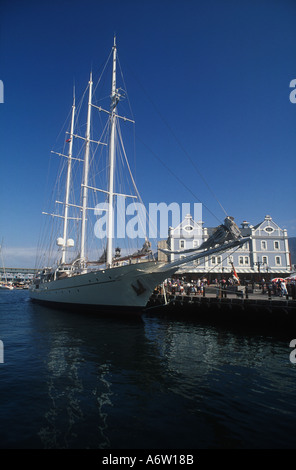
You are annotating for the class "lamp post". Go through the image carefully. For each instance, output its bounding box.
[262,262,270,281]
[266,264,270,282]
[254,260,264,282]
[255,260,263,272]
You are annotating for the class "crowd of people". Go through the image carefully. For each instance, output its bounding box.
[153,276,296,299]
[157,277,238,296]
[163,278,207,296]
[261,278,295,297]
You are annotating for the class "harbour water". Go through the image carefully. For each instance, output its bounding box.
[0,289,295,450]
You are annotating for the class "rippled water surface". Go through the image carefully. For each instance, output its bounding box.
[0,290,295,449]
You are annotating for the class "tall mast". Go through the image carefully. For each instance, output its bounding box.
[106,37,117,268]
[80,72,93,264]
[0,239,7,283]
[61,91,75,264]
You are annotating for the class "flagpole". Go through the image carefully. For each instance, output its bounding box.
[230,258,240,284]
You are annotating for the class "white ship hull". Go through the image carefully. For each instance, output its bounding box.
[29,261,174,313]
[29,238,250,313]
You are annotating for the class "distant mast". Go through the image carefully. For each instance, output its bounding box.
[61,91,76,264]
[106,37,117,268]
[80,73,93,265]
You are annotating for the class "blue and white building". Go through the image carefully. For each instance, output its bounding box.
[160,214,292,280]
[0,267,37,283]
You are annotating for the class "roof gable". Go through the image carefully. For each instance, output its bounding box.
[170,214,203,238]
[253,215,284,236]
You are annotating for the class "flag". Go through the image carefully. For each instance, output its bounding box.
[230,259,240,284]
[232,266,240,283]
[66,138,72,142]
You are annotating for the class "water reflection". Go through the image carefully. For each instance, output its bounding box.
[38,333,89,448]
[28,300,296,449]
[33,305,163,448]
[143,314,296,448]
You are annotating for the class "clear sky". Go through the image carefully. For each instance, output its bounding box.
[0,0,296,267]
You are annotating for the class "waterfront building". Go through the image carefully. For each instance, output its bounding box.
[0,267,38,283]
[158,214,292,281]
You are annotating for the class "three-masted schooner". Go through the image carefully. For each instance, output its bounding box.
[29,39,250,312]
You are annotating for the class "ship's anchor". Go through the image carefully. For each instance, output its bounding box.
[131,280,146,296]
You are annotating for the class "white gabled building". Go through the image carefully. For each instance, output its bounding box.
[159,214,292,281]
[168,214,204,260]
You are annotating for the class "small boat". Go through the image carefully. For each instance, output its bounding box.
[29,38,250,313]
[0,283,14,291]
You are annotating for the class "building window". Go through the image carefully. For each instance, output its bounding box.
[274,241,279,250]
[239,256,244,265]
[261,241,267,250]
[265,226,274,234]
[240,242,249,251]
[275,256,281,266]
[262,256,268,265]
[228,256,234,265]
[244,256,249,265]
[179,240,185,249]
[211,256,222,265]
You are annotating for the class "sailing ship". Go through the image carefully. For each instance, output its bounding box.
[0,242,14,290]
[29,39,250,312]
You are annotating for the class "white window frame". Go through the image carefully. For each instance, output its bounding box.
[264,226,274,234]
[275,256,281,266]
[239,242,249,251]
[179,240,185,249]
[274,241,280,250]
[261,240,267,250]
[262,256,268,265]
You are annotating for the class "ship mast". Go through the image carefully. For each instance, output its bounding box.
[80,73,93,265]
[61,91,75,264]
[106,37,117,268]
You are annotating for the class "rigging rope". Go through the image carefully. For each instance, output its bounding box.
[128,67,229,219]
[137,137,223,225]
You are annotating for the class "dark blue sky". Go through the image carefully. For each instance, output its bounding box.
[1,0,296,266]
